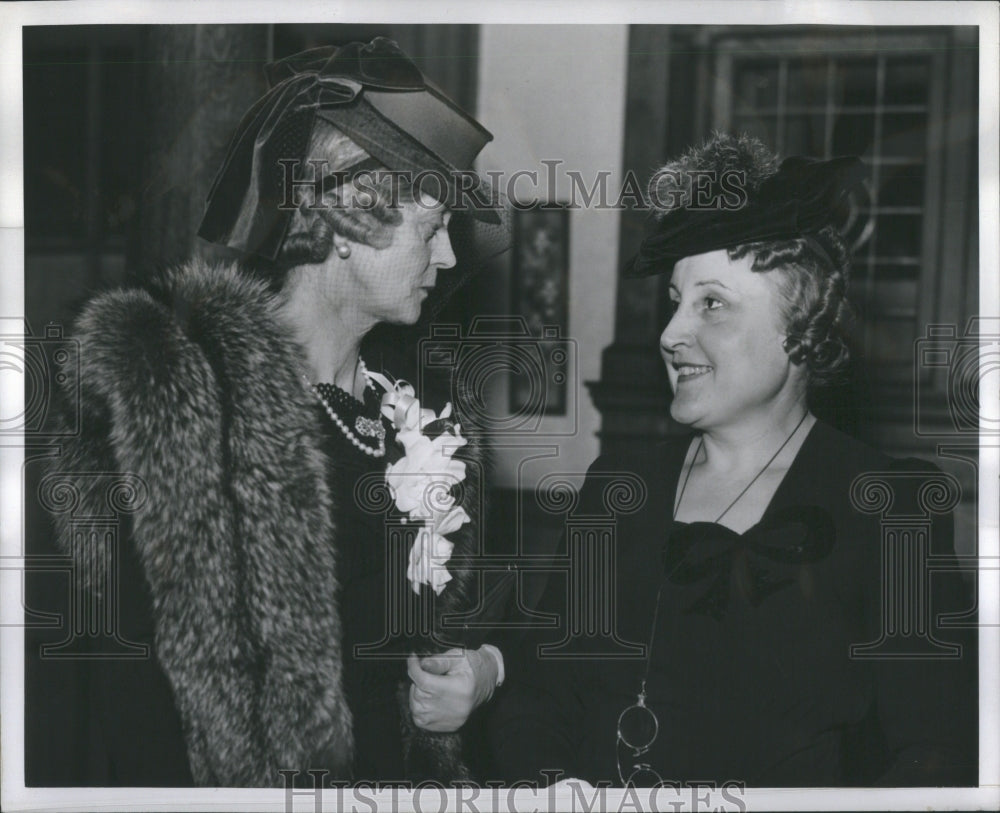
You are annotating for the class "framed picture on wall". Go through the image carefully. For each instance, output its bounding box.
[510,203,570,417]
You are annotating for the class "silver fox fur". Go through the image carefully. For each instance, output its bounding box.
[48,259,485,786]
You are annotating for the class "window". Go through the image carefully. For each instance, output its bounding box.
[710,30,955,378]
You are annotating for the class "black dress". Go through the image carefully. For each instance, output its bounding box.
[488,420,978,787]
[313,383,409,780]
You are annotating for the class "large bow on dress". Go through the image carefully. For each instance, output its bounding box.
[663,505,836,620]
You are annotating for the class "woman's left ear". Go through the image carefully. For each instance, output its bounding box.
[781,336,810,388]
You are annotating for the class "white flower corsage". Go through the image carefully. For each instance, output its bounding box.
[366,371,470,595]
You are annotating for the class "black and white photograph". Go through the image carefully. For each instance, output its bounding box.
[1,2,997,812]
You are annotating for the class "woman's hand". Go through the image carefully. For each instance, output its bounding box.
[407,645,504,732]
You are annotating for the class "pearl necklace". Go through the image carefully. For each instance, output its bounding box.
[304,357,387,458]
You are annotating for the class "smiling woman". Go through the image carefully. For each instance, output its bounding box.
[663,252,803,431]
[488,133,977,788]
[661,249,816,532]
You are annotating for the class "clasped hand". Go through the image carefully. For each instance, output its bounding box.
[407,646,499,732]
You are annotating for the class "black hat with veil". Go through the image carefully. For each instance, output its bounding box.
[198,37,510,273]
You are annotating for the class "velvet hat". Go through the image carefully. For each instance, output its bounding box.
[624,152,867,278]
[199,37,501,260]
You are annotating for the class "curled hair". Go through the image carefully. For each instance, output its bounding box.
[655,132,853,386]
[728,225,852,386]
[241,119,412,291]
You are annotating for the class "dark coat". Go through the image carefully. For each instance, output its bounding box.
[488,421,978,787]
[40,260,487,787]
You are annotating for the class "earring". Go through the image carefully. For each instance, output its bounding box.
[335,244,351,259]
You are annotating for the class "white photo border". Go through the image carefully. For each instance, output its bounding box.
[1,1,997,811]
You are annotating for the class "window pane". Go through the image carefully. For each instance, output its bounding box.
[785,58,828,105]
[874,214,923,259]
[831,112,876,155]
[885,58,931,105]
[733,60,779,110]
[872,262,921,283]
[731,114,777,150]
[871,279,919,316]
[833,58,878,107]
[878,164,925,207]
[881,113,929,160]
[783,113,826,156]
[864,316,919,365]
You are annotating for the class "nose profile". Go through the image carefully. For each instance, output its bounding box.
[434,231,457,270]
[659,305,689,355]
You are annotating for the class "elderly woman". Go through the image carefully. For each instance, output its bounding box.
[488,134,976,787]
[38,38,504,787]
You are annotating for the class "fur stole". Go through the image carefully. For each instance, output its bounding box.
[48,259,486,786]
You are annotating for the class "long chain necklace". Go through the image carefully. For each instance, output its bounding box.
[304,356,387,458]
[628,412,810,763]
[672,411,809,524]
[636,583,663,710]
